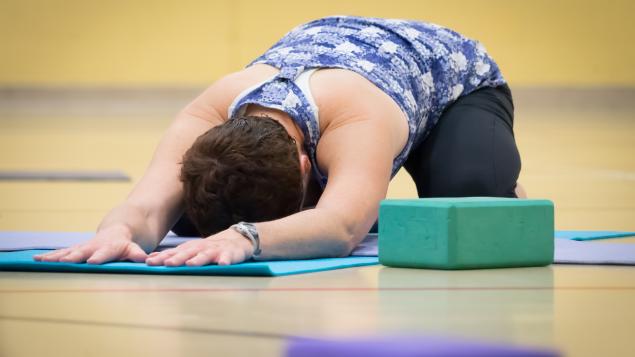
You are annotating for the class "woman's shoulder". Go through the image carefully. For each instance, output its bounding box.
[312,69,408,127]
[312,68,409,160]
[181,64,281,121]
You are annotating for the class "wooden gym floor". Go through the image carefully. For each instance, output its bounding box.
[0,87,634,356]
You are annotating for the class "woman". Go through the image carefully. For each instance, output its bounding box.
[35,16,523,266]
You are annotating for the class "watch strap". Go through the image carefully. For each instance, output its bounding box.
[230,222,262,258]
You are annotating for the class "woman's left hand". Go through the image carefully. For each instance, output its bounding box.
[146,229,255,266]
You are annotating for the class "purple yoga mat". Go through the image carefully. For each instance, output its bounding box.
[0,232,191,251]
[285,336,559,357]
[554,239,635,265]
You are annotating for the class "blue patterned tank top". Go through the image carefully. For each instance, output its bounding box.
[228,16,506,189]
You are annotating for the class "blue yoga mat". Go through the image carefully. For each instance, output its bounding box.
[0,250,379,276]
[1,231,634,275]
[554,230,635,241]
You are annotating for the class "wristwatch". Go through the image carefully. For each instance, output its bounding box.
[230,222,262,258]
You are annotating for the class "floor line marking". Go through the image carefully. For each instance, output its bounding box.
[0,314,291,340]
[1,286,635,294]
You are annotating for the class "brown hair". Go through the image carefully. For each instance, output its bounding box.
[180,115,304,236]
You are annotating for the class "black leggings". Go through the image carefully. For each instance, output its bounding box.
[404,84,520,198]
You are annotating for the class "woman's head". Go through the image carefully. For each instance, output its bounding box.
[180,116,307,237]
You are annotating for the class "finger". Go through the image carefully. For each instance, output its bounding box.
[124,244,148,263]
[217,251,234,266]
[41,248,82,262]
[164,249,198,267]
[185,249,220,267]
[156,248,178,257]
[146,249,178,266]
[85,241,139,265]
[59,248,93,263]
[86,246,118,265]
[34,248,72,262]
[147,248,177,259]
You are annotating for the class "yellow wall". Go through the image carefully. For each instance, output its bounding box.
[1,0,633,87]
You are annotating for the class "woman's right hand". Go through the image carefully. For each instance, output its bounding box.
[33,225,149,264]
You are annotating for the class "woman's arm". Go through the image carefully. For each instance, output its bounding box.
[34,112,221,264]
[108,112,222,245]
[257,117,395,259]
[34,73,247,264]
[145,116,397,266]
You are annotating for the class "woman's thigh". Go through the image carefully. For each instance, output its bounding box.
[404,84,521,198]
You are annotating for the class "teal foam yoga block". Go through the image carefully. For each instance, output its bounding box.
[379,198,554,269]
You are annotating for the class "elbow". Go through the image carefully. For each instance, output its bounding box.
[329,215,362,258]
[332,237,356,258]
[313,207,370,258]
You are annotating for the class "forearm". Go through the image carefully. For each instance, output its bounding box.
[254,207,373,260]
[96,110,221,251]
[96,202,169,253]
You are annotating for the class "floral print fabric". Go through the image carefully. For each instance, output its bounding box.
[229,15,506,188]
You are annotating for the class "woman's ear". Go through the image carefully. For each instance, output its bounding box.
[299,154,311,179]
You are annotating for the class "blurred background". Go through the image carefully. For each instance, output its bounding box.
[1,0,634,86]
[0,0,634,231]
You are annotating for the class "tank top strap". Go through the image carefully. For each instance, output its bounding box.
[276,65,305,81]
[227,66,328,189]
